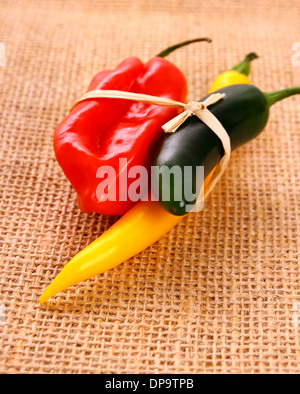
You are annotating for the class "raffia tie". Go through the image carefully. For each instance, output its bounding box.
[73,90,231,209]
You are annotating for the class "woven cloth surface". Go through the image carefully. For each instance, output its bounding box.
[0,0,299,374]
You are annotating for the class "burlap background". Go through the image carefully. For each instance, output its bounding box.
[0,0,299,374]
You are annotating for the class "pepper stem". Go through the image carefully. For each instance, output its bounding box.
[265,86,300,107]
[156,37,212,58]
[231,52,259,76]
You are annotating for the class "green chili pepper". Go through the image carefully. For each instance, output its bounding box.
[152,84,300,216]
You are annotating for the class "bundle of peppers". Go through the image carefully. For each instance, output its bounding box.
[39,39,300,304]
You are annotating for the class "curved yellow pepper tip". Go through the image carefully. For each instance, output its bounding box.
[39,201,182,305]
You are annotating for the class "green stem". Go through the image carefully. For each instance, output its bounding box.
[156,37,212,58]
[265,86,300,107]
[231,52,259,76]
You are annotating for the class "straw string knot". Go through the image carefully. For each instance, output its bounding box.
[161,93,226,134]
[185,100,205,112]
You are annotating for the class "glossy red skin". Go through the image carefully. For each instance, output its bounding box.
[54,57,187,215]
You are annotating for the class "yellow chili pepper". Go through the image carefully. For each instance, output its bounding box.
[39,202,181,304]
[39,53,258,305]
[208,52,258,93]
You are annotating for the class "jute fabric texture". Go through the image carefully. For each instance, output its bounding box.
[0,0,299,374]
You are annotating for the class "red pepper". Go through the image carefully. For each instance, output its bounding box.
[54,39,210,215]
